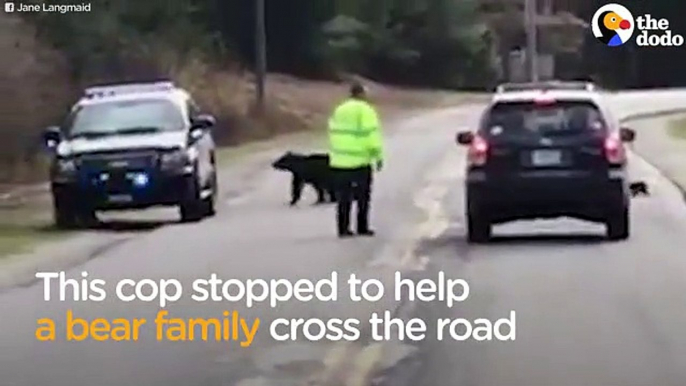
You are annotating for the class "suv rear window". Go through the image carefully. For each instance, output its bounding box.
[481,100,606,137]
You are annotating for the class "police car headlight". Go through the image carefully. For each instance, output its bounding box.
[56,158,77,174]
[51,157,77,182]
[160,148,197,170]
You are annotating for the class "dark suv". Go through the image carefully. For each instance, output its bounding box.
[456,89,636,243]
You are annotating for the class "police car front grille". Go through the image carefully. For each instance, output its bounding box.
[78,151,159,170]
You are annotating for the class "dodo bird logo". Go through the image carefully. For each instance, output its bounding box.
[592,4,635,46]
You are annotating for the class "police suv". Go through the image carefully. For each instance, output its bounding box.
[456,81,636,243]
[43,81,218,228]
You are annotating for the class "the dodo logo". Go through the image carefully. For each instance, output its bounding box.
[592,3,684,47]
[592,4,634,46]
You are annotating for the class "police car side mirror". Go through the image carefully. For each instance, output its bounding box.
[619,127,636,143]
[456,131,474,145]
[188,128,205,144]
[43,126,62,151]
[191,114,216,130]
[189,114,215,144]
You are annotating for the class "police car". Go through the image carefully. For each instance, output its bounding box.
[43,81,218,228]
[456,83,636,243]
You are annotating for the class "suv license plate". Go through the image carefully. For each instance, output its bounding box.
[531,150,562,166]
[108,194,133,203]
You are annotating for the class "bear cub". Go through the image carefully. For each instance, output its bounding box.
[272,151,336,205]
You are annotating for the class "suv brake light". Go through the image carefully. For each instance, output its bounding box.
[468,135,489,166]
[604,134,626,164]
[533,92,556,105]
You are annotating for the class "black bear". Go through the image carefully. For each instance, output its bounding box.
[629,181,649,197]
[272,151,337,206]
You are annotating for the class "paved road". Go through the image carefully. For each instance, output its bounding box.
[1,90,686,386]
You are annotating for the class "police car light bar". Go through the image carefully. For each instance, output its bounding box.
[496,81,595,93]
[84,81,175,98]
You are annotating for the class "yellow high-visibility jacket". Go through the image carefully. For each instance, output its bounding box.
[327,98,384,169]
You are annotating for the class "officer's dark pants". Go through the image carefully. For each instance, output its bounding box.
[332,165,372,234]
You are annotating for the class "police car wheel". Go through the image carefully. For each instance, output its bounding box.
[203,172,218,217]
[54,205,78,229]
[180,200,204,222]
[179,176,205,223]
[178,165,206,222]
[466,210,492,243]
[52,193,78,229]
[53,199,96,229]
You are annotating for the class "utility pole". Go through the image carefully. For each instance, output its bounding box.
[525,0,539,82]
[255,0,267,113]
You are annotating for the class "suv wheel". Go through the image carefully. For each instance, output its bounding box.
[467,209,492,243]
[606,206,630,241]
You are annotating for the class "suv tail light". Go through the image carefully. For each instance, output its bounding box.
[468,135,489,166]
[604,134,626,164]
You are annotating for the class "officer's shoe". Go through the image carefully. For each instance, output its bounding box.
[338,230,355,238]
[357,229,376,237]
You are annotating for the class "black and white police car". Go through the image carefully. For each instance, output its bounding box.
[456,81,636,243]
[43,81,218,228]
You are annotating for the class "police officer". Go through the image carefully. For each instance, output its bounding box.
[328,82,384,238]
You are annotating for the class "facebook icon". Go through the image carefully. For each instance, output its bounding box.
[5,2,15,12]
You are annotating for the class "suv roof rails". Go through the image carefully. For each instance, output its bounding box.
[496,81,596,93]
[83,81,176,99]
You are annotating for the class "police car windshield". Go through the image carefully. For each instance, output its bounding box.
[65,98,185,138]
[483,100,606,137]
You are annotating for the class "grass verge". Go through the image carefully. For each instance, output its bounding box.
[0,224,67,258]
[0,202,69,258]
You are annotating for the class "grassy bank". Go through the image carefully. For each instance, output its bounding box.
[668,117,686,140]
